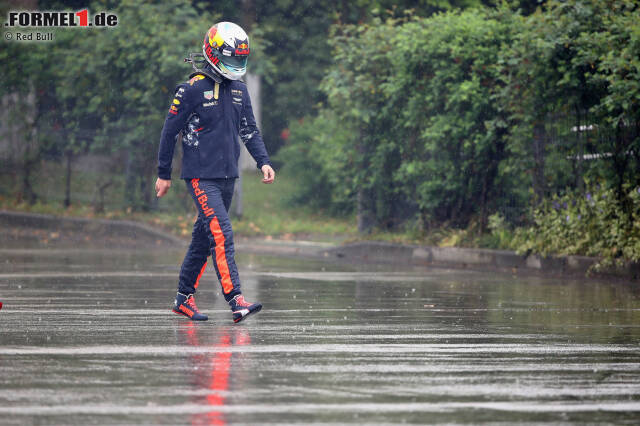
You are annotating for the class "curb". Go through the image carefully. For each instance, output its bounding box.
[3,210,637,280]
[0,210,185,247]
[327,241,639,280]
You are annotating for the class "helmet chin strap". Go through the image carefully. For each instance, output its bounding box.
[184,53,224,83]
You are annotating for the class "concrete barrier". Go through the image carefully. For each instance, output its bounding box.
[0,210,185,247]
[327,241,639,280]
[2,210,637,279]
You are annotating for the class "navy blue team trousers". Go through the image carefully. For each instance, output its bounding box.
[178,178,241,302]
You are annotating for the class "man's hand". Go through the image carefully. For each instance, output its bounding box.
[261,165,275,184]
[155,178,171,198]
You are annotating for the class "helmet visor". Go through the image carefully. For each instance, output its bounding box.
[222,55,247,71]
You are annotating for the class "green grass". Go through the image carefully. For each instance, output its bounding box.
[231,169,356,240]
[1,162,515,249]
[0,164,356,242]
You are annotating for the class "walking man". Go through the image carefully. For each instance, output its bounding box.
[155,22,275,322]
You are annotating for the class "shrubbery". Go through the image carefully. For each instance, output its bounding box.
[280,0,640,262]
[512,184,640,267]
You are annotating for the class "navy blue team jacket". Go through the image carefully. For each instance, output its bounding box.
[157,74,271,180]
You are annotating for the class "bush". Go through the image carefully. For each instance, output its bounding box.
[280,9,518,231]
[514,183,640,267]
[276,110,356,216]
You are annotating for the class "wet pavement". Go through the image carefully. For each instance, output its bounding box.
[1,239,640,425]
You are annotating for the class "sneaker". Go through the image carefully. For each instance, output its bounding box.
[173,292,208,321]
[229,294,262,323]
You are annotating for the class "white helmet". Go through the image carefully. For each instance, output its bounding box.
[202,22,250,80]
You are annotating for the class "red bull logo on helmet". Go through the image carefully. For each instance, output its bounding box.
[235,41,249,56]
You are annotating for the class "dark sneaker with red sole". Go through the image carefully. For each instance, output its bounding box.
[229,294,262,323]
[173,292,208,321]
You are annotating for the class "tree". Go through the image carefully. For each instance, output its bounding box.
[226,0,487,157]
[574,0,640,199]
[55,0,215,211]
[0,20,66,204]
[281,8,516,232]
[502,0,639,211]
[388,9,515,229]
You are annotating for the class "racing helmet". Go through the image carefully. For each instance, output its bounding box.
[202,22,250,80]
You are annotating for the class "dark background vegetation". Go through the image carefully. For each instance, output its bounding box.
[1,0,638,265]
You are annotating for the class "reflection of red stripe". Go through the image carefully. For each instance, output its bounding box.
[209,334,231,399]
[187,328,251,425]
[209,218,234,294]
[194,261,207,290]
[205,334,232,425]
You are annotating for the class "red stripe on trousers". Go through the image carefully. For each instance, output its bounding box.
[209,217,234,294]
[193,261,207,290]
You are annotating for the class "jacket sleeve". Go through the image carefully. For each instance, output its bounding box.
[157,84,194,180]
[239,88,271,169]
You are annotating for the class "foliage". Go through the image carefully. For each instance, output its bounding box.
[236,0,488,155]
[283,8,516,230]
[576,0,640,129]
[1,0,215,209]
[0,7,69,203]
[484,213,517,249]
[2,0,640,265]
[513,183,640,267]
[388,9,515,228]
[574,0,640,193]
[277,0,640,264]
[53,0,214,211]
[276,110,356,215]
[499,0,640,206]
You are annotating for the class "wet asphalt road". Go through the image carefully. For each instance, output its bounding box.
[1,242,640,425]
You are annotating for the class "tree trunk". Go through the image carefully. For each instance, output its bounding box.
[21,157,37,205]
[124,152,135,210]
[532,120,546,205]
[479,173,489,233]
[140,166,152,212]
[356,130,375,234]
[357,187,375,234]
[613,121,631,219]
[575,106,584,192]
[64,151,72,208]
[93,179,113,214]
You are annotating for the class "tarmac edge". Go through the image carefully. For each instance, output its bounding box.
[0,209,185,247]
[3,210,637,280]
[326,241,640,281]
